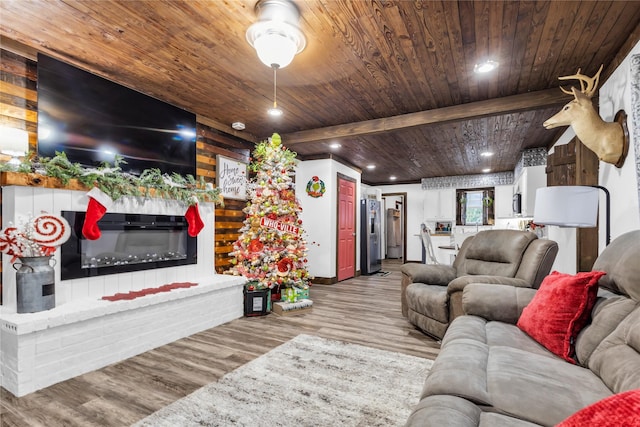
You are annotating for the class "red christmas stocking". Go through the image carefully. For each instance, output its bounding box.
[82,187,113,240]
[185,202,204,237]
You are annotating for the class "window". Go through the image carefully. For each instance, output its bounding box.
[456,187,495,226]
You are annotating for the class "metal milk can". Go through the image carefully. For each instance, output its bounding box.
[13,256,56,313]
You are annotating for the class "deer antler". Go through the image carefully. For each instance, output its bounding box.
[558,64,604,98]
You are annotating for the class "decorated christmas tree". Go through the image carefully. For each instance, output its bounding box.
[228,133,311,298]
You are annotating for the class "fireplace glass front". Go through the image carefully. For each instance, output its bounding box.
[60,211,197,280]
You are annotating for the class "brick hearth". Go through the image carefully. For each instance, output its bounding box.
[0,185,245,396]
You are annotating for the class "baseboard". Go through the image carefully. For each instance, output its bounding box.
[310,276,338,285]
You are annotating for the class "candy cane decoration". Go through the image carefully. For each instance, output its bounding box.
[0,227,20,257]
[30,214,71,247]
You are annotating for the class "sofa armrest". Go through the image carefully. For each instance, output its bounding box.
[401,263,457,318]
[401,263,457,285]
[448,276,530,294]
[461,283,537,324]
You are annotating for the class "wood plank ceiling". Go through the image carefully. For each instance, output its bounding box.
[1,1,639,184]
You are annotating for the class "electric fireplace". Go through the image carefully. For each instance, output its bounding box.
[60,211,197,280]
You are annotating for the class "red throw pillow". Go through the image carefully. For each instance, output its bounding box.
[517,270,606,363]
[556,389,640,427]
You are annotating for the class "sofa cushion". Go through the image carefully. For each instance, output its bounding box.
[422,321,612,427]
[587,307,640,394]
[591,229,640,301]
[486,345,613,426]
[575,289,637,366]
[406,395,481,427]
[516,271,606,363]
[555,389,640,427]
[464,231,536,277]
[406,395,543,427]
[442,316,555,359]
[421,338,491,404]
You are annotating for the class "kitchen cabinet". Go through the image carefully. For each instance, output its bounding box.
[513,165,546,217]
[424,189,455,220]
[494,185,514,218]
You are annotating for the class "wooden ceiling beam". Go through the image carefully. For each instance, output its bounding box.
[283,88,569,145]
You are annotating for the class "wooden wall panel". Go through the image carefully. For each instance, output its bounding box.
[0,48,253,304]
[0,49,38,304]
[196,125,252,274]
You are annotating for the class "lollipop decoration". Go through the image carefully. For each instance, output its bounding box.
[0,213,71,262]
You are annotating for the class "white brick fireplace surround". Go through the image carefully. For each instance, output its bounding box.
[0,185,245,397]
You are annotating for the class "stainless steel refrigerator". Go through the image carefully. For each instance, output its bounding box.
[360,199,382,274]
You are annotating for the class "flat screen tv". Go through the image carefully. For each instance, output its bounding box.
[37,54,197,177]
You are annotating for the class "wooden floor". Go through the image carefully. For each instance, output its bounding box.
[0,260,440,427]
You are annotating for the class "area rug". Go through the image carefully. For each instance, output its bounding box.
[133,334,432,427]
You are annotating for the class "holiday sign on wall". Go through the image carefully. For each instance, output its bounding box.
[216,155,248,200]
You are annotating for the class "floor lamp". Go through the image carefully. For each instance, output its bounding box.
[533,185,611,246]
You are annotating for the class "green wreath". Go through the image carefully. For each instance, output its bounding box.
[306,176,326,198]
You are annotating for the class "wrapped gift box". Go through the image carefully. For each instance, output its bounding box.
[272,299,313,316]
[243,288,271,316]
[280,286,310,302]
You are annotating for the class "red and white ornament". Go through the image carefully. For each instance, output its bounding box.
[31,214,71,247]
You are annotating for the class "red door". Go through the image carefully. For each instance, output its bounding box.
[337,177,356,281]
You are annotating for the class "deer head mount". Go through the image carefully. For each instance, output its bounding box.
[543,65,628,168]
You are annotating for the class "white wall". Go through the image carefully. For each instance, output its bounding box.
[295,159,361,279]
[598,41,640,245]
[548,41,640,273]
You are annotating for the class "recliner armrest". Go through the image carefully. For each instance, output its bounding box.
[462,283,537,324]
[401,263,457,286]
[447,276,530,295]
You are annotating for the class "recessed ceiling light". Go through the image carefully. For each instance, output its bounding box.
[480,151,494,157]
[231,121,245,130]
[329,142,341,149]
[389,176,397,181]
[482,168,491,173]
[474,60,499,74]
[366,164,376,169]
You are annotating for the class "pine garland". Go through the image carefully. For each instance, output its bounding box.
[0,151,223,207]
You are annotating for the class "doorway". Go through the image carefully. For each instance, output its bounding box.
[381,193,407,262]
[337,174,357,281]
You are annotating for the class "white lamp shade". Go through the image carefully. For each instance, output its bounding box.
[253,32,297,68]
[533,186,599,227]
[0,127,29,156]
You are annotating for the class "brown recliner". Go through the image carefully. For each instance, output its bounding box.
[401,230,558,339]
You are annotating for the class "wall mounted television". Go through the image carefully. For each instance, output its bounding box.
[37,54,197,177]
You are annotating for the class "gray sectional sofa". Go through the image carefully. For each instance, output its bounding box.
[405,230,640,426]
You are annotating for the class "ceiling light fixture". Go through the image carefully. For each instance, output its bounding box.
[474,60,499,74]
[246,0,306,69]
[267,65,283,117]
[480,151,494,157]
[232,121,246,130]
[389,176,397,181]
[329,142,341,149]
[366,164,376,169]
[482,168,491,173]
